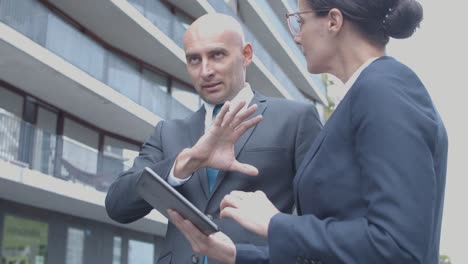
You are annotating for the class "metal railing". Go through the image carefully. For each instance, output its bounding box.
[0,0,193,120]
[0,109,136,192]
[128,0,188,48]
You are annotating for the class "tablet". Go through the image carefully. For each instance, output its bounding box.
[136,167,219,235]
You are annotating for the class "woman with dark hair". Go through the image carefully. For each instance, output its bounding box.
[169,0,448,263]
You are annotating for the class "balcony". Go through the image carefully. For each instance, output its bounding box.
[0,108,167,235]
[0,0,193,141]
[0,109,132,193]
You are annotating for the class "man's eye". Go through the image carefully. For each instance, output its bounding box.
[188,57,201,65]
[213,52,225,60]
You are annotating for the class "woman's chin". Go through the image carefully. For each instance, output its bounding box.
[307,65,322,74]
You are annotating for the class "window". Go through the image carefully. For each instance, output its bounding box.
[65,228,85,264]
[0,86,23,118]
[61,118,99,184]
[101,136,139,191]
[31,106,58,175]
[1,215,48,264]
[0,87,23,161]
[128,239,154,264]
[112,236,122,264]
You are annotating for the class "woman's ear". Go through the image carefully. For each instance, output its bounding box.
[327,8,344,33]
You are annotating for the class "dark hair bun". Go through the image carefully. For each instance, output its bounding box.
[386,0,423,39]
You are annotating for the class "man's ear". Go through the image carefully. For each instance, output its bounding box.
[327,8,344,34]
[242,43,253,66]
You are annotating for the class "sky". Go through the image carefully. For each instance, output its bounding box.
[387,0,467,262]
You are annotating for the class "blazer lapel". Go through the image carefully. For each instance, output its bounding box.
[210,93,267,195]
[186,107,211,199]
[293,129,327,214]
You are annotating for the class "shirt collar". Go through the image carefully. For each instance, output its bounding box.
[343,57,380,93]
[203,83,254,121]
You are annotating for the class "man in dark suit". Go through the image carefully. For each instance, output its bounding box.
[105,13,322,264]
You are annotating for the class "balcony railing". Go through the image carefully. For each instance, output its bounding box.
[0,109,136,192]
[128,0,188,48]
[0,0,192,120]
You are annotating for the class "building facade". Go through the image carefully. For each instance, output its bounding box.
[0,0,327,263]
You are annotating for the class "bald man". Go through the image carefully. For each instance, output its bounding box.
[105,13,322,264]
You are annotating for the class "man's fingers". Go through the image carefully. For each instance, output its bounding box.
[169,210,213,254]
[230,161,259,176]
[213,101,231,126]
[234,115,263,139]
[230,104,258,128]
[221,101,246,127]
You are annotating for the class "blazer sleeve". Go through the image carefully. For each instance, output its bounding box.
[264,74,440,263]
[105,121,178,223]
[235,244,270,264]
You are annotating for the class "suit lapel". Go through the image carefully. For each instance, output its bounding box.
[186,107,211,199]
[210,93,267,196]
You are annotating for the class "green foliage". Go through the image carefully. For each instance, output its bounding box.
[440,255,452,264]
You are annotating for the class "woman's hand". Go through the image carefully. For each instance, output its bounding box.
[168,209,236,264]
[220,191,279,238]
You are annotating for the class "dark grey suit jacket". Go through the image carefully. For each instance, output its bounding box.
[105,92,322,264]
[236,57,448,264]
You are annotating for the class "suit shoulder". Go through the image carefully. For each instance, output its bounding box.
[266,97,315,113]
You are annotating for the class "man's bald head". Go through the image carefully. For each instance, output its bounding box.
[182,13,253,105]
[184,13,246,49]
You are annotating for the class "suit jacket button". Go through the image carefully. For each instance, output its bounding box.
[207,214,213,220]
[191,255,199,263]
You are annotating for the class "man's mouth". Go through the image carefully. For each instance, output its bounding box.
[202,82,222,89]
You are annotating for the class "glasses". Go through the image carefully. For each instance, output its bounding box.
[285,9,330,36]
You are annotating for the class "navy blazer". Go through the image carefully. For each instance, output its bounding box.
[236,57,448,264]
[105,92,322,264]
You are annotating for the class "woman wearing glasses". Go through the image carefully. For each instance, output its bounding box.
[169,0,448,263]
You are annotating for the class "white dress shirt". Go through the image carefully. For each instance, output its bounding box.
[167,83,255,186]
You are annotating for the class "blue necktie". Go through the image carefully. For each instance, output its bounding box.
[204,104,222,264]
[206,104,223,193]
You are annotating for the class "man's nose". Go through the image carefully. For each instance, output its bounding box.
[200,61,214,79]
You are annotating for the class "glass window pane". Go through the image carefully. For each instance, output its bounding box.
[31,107,57,175]
[63,118,99,149]
[36,107,57,134]
[0,86,23,118]
[0,0,49,45]
[128,239,154,264]
[0,87,23,162]
[101,136,139,191]
[61,119,99,184]
[65,228,85,264]
[112,236,122,264]
[107,54,141,104]
[45,13,105,80]
[141,69,169,118]
[1,215,48,264]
